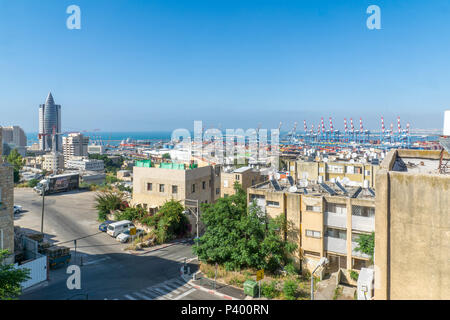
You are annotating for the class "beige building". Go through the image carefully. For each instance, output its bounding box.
[63,133,89,164]
[287,159,379,188]
[132,160,221,214]
[247,179,375,274]
[221,166,266,197]
[375,149,450,300]
[41,153,64,172]
[0,128,15,264]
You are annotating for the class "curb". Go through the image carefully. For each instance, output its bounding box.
[181,271,240,301]
[128,238,191,256]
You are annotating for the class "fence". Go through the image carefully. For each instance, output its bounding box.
[15,253,47,289]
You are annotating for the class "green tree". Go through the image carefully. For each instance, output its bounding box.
[162,153,171,160]
[94,191,126,221]
[193,183,297,272]
[354,232,375,263]
[142,200,189,243]
[5,149,24,183]
[0,250,31,300]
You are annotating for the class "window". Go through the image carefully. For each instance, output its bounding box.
[266,201,280,207]
[328,165,344,174]
[251,179,255,186]
[326,227,347,240]
[306,205,321,212]
[192,184,195,193]
[224,194,229,198]
[172,185,178,194]
[365,170,371,176]
[346,166,354,174]
[147,183,152,191]
[326,203,347,214]
[352,206,375,217]
[202,181,206,190]
[159,184,165,192]
[216,188,220,195]
[223,180,229,188]
[304,250,320,257]
[306,230,321,238]
[235,175,240,181]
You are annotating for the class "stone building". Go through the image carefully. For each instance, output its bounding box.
[0,127,15,264]
[220,166,266,198]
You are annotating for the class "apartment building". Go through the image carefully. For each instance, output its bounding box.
[287,158,379,188]
[375,149,450,300]
[247,178,375,274]
[0,128,15,264]
[62,133,89,163]
[221,166,266,197]
[41,153,64,172]
[65,157,105,171]
[132,160,221,214]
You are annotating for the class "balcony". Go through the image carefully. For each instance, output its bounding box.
[324,236,347,255]
[324,211,347,229]
[351,215,375,232]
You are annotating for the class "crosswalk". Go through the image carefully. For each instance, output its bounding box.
[110,278,196,300]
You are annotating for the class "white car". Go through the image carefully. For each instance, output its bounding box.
[116,228,145,243]
[14,205,22,214]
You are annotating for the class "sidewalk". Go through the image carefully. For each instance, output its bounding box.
[182,271,247,300]
[128,238,192,256]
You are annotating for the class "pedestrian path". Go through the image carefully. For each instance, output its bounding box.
[108,278,196,300]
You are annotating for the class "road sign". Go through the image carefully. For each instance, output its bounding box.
[256,269,264,281]
[129,227,136,235]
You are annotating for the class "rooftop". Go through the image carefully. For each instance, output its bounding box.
[384,149,450,175]
[250,179,375,200]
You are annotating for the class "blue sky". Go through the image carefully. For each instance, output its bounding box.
[1,0,450,132]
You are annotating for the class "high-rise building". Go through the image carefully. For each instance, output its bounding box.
[39,92,61,152]
[63,133,89,163]
[1,126,27,147]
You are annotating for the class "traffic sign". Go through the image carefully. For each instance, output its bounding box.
[129,227,136,235]
[256,269,264,281]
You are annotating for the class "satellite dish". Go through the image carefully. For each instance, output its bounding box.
[288,186,298,193]
[275,173,281,180]
[342,177,350,186]
[299,179,308,188]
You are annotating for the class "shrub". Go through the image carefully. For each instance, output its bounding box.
[95,191,125,221]
[283,279,298,300]
[261,281,278,299]
[27,179,39,188]
[284,263,298,275]
[350,270,359,281]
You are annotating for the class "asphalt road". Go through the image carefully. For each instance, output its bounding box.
[14,188,221,300]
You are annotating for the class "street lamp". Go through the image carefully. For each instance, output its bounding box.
[40,180,49,235]
[183,199,200,279]
[310,257,329,300]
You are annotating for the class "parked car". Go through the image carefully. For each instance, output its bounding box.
[107,220,134,237]
[14,205,22,214]
[116,228,145,243]
[99,220,116,232]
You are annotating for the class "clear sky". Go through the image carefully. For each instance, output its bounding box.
[1,0,450,132]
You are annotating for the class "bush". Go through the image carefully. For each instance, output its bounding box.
[95,191,126,221]
[284,263,298,275]
[283,280,298,300]
[261,281,278,299]
[350,270,359,281]
[27,179,39,188]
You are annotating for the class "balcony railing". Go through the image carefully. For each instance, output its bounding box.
[324,211,347,229]
[351,215,375,232]
[324,236,347,255]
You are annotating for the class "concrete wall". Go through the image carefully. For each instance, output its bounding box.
[0,127,15,264]
[375,166,450,299]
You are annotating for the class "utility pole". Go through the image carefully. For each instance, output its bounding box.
[40,190,45,234]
